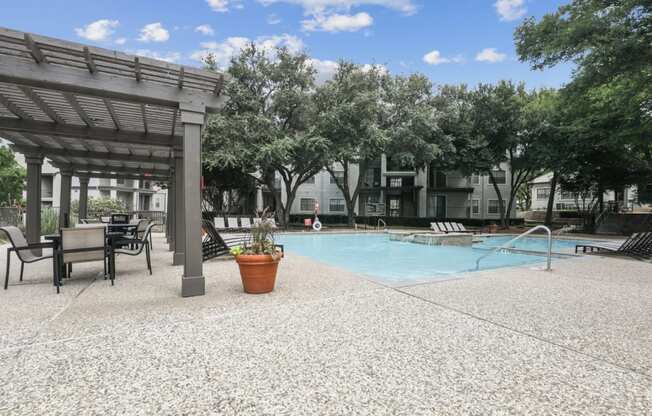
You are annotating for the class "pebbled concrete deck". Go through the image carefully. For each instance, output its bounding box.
[0,234,650,415]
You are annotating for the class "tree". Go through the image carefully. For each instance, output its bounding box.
[516,0,652,208]
[201,165,257,214]
[313,62,386,225]
[462,81,540,227]
[0,147,25,206]
[203,44,328,227]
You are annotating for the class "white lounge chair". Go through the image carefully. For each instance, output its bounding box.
[435,222,449,233]
[214,217,226,230]
[240,217,252,229]
[226,217,240,231]
[430,223,444,233]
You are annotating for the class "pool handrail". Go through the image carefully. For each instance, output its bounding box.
[376,219,387,231]
[475,225,552,271]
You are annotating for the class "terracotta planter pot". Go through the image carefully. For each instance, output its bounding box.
[235,254,281,294]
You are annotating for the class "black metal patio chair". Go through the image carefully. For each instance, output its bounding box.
[112,223,156,275]
[1,226,56,290]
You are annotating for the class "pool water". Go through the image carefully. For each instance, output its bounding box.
[277,233,553,284]
[474,235,591,252]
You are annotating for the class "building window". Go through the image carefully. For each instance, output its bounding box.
[487,200,500,215]
[471,199,480,215]
[560,190,575,200]
[490,170,506,185]
[536,187,550,200]
[389,177,402,188]
[330,171,344,185]
[329,199,345,212]
[300,198,315,211]
[117,178,124,185]
[389,198,400,217]
[472,174,480,185]
[304,176,315,184]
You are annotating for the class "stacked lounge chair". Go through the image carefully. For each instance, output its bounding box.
[202,220,250,261]
[575,232,652,258]
[430,222,474,234]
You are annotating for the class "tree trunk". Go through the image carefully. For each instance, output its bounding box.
[488,171,507,228]
[544,172,558,226]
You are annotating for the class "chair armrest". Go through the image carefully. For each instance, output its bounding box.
[26,242,57,249]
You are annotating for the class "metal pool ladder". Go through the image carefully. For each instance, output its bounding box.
[376,219,387,231]
[475,225,553,271]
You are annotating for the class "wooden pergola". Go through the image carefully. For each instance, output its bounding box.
[0,27,227,297]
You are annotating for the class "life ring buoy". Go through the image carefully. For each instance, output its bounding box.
[312,220,322,231]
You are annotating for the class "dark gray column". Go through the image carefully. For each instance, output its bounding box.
[78,175,90,221]
[172,150,185,265]
[180,105,205,297]
[25,154,43,246]
[167,169,175,251]
[58,168,72,228]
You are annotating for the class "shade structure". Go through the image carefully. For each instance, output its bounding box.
[0,26,227,296]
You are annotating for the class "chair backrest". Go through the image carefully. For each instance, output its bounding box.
[627,232,651,254]
[202,219,227,247]
[226,217,239,229]
[76,223,107,229]
[215,217,226,229]
[444,222,454,232]
[436,222,447,233]
[61,226,106,264]
[458,223,468,232]
[240,217,252,228]
[138,223,156,244]
[304,218,312,227]
[136,219,150,234]
[0,226,36,261]
[111,214,129,224]
[450,223,462,232]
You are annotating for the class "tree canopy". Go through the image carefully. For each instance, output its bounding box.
[0,147,25,207]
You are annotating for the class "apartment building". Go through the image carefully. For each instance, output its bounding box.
[275,155,512,220]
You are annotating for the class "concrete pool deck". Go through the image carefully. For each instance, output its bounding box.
[0,234,650,415]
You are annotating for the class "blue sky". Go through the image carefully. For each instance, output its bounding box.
[2,0,572,88]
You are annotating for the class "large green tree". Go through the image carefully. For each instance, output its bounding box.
[0,147,25,206]
[516,0,652,209]
[203,44,328,227]
[313,62,386,225]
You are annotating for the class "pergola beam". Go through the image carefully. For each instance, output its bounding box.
[54,162,170,177]
[0,117,179,147]
[0,53,225,109]
[77,171,170,182]
[12,145,172,165]
[18,86,65,124]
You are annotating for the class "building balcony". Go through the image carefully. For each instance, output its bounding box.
[428,186,474,193]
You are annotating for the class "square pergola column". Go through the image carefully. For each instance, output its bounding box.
[180,104,205,297]
[173,151,184,265]
[24,153,43,246]
[78,174,90,221]
[167,168,175,250]
[58,168,73,228]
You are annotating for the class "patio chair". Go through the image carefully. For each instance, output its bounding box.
[1,226,56,290]
[447,222,461,232]
[59,226,109,291]
[435,222,449,234]
[112,223,156,275]
[100,216,111,223]
[120,219,153,250]
[201,219,250,261]
[429,223,445,234]
[575,232,652,258]
[111,213,129,224]
[214,216,227,230]
[226,217,240,231]
[453,223,474,234]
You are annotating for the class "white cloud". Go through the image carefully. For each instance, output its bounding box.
[475,48,506,63]
[257,0,416,15]
[138,23,170,42]
[195,24,215,36]
[302,12,373,32]
[115,37,127,45]
[190,34,304,68]
[494,0,526,21]
[207,0,229,12]
[308,58,339,85]
[267,13,282,24]
[74,19,119,41]
[423,50,449,65]
[129,49,181,63]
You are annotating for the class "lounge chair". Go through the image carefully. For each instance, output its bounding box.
[226,217,240,231]
[1,226,57,290]
[447,222,460,232]
[430,223,445,234]
[240,217,252,229]
[435,222,448,233]
[575,232,652,258]
[202,220,250,261]
[215,217,227,230]
[453,223,474,234]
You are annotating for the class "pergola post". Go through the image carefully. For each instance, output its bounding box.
[58,168,72,228]
[25,153,43,247]
[173,150,184,265]
[256,187,264,213]
[180,105,205,297]
[167,169,175,250]
[78,174,90,221]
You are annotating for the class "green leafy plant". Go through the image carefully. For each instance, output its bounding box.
[229,246,244,256]
[40,208,58,235]
[232,209,280,258]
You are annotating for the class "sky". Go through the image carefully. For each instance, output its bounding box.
[1,0,573,88]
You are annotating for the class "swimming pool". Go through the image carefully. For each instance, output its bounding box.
[277,233,557,284]
[474,235,592,252]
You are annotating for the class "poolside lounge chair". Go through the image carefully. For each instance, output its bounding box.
[430,223,444,233]
[575,232,652,258]
[240,217,252,229]
[453,223,474,234]
[226,217,240,231]
[201,220,250,261]
[433,222,447,233]
[447,222,460,232]
[215,217,227,230]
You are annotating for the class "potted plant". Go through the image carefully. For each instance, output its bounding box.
[230,211,283,294]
